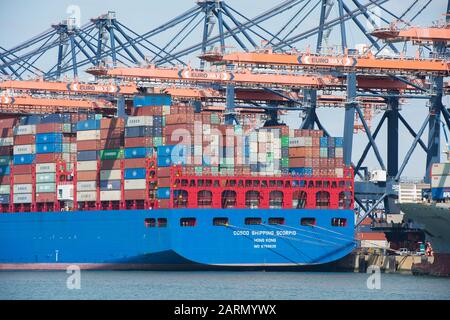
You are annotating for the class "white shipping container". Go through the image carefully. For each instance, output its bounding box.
[36,163,56,173]
[57,185,73,200]
[432,163,450,176]
[0,137,13,146]
[77,130,100,141]
[77,161,98,171]
[124,179,146,190]
[100,170,121,180]
[13,193,32,203]
[13,184,33,194]
[304,137,313,147]
[77,181,97,191]
[100,190,121,201]
[289,137,304,147]
[14,125,36,136]
[0,185,10,194]
[335,147,344,158]
[13,144,35,155]
[335,168,344,178]
[76,191,97,202]
[126,116,153,127]
[70,143,77,153]
[431,175,450,188]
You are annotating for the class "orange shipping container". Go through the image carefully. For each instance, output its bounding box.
[289,147,305,158]
[124,190,147,200]
[36,193,56,203]
[77,140,99,151]
[77,171,98,181]
[289,157,305,168]
[100,118,124,129]
[100,160,122,170]
[14,174,33,184]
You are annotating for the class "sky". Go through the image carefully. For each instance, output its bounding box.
[0,0,449,179]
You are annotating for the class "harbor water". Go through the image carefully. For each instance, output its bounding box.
[1,271,449,300]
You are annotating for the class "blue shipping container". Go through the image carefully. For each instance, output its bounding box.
[76,120,100,131]
[0,194,9,204]
[289,168,305,176]
[157,156,172,167]
[99,180,121,191]
[13,154,35,165]
[36,133,63,144]
[124,126,153,138]
[304,167,313,177]
[320,137,328,147]
[133,95,172,107]
[431,188,450,200]
[124,147,153,159]
[77,150,98,161]
[335,137,344,148]
[157,145,186,157]
[124,168,147,180]
[0,165,10,176]
[157,188,171,199]
[36,143,62,154]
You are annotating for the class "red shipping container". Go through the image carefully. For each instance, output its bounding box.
[13,164,32,174]
[14,174,33,184]
[76,171,98,181]
[36,123,63,134]
[14,135,35,145]
[157,167,171,177]
[124,158,147,168]
[157,177,171,187]
[77,140,99,151]
[99,139,122,150]
[132,106,163,116]
[312,147,320,158]
[100,160,122,170]
[289,157,305,168]
[100,129,123,140]
[36,193,56,203]
[0,127,14,138]
[0,118,19,128]
[0,175,10,184]
[0,146,11,156]
[320,158,328,168]
[36,153,62,163]
[124,137,152,148]
[158,199,171,208]
[100,118,124,129]
[124,190,147,200]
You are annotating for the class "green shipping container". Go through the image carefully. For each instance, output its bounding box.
[281,158,289,167]
[195,167,203,176]
[153,137,163,147]
[36,183,56,193]
[63,123,72,133]
[36,173,56,183]
[0,156,11,166]
[100,149,124,160]
[0,185,10,194]
[281,137,289,148]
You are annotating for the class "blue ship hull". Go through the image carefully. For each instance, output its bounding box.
[0,209,355,270]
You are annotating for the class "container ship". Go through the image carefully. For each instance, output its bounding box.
[0,94,355,270]
[400,162,450,276]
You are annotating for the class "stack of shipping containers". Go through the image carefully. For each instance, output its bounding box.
[76,119,100,205]
[0,93,349,212]
[0,119,16,209]
[13,124,36,206]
